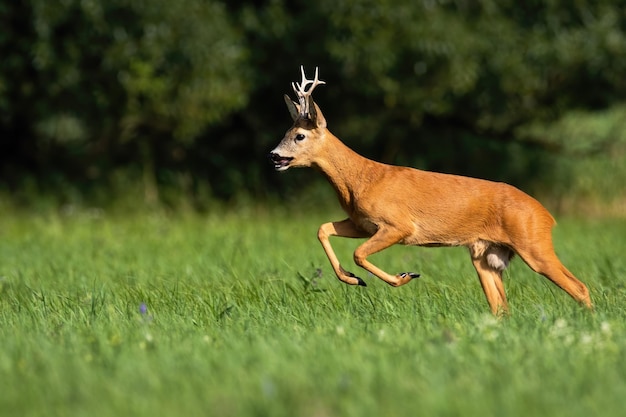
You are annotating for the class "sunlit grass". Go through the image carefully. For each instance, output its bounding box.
[0,207,625,417]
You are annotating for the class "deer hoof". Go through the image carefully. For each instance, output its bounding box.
[400,272,420,279]
[339,267,366,286]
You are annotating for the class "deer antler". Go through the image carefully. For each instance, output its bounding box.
[291,66,326,119]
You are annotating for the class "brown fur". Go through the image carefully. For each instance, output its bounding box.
[270,88,592,315]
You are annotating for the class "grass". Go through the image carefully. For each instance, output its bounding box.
[0,205,625,417]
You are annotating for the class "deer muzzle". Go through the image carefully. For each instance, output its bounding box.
[267,152,293,171]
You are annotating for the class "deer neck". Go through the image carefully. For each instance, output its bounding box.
[312,132,378,213]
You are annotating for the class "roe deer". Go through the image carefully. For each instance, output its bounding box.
[268,66,592,315]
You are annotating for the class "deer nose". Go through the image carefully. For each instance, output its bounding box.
[267,152,294,171]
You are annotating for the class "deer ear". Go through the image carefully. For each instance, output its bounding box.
[311,100,327,129]
[284,95,300,121]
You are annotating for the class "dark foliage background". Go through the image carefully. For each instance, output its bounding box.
[1,0,625,211]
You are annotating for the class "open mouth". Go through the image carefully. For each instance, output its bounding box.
[268,153,293,171]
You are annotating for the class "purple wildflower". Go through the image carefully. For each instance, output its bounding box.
[139,303,147,315]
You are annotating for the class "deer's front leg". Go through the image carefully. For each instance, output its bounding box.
[318,219,371,286]
[354,228,420,287]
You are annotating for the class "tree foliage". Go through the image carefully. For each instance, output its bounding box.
[1,0,625,207]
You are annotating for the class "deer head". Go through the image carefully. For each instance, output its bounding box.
[268,66,328,171]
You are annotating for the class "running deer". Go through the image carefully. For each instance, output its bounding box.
[268,66,592,315]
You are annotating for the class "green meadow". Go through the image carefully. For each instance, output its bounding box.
[1,206,625,417]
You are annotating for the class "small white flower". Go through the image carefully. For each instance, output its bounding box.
[377,329,386,342]
[580,333,593,345]
[550,318,569,339]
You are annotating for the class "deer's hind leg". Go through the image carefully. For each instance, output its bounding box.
[514,241,592,309]
[469,242,513,315]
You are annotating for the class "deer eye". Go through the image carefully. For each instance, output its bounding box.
[295,133,306,141]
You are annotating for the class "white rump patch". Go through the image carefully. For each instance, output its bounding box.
[486,247,511,271]
[469,240,513,272]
